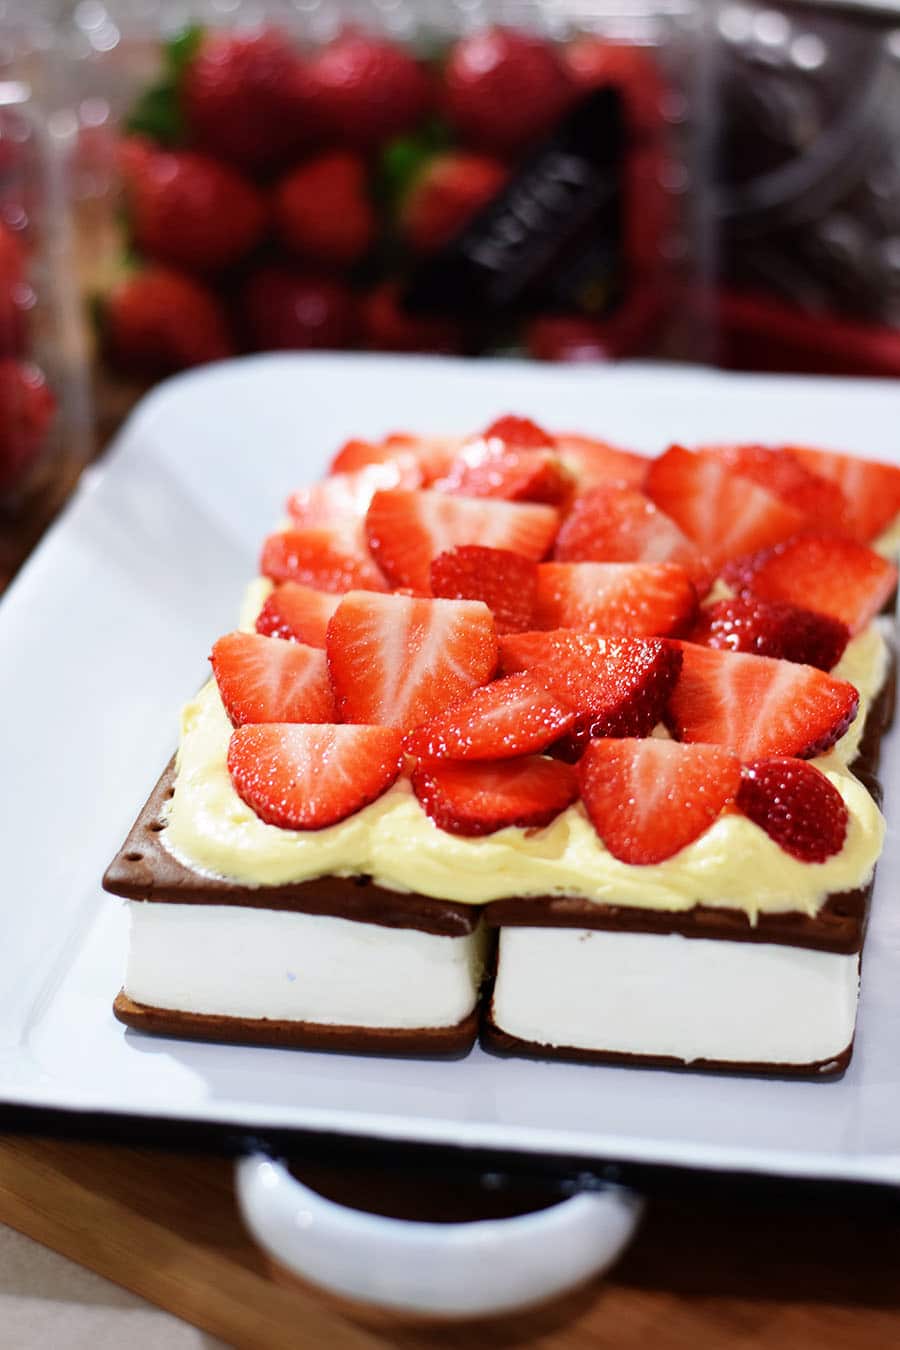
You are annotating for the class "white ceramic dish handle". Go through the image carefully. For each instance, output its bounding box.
[236,1153,643,1319]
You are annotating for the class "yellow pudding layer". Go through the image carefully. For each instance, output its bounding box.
[164,678,884,919]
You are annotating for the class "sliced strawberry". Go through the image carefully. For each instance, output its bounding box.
[498,626,600,675]
[736,758,849,862]
[228,723,404,830]
[578,738,741,864]
[525,633,682,758]
[534,561,697,637]
[667,644,859,759]
[723,534,897,636]
[435,446,572,506]
[404,671,577,759]
[686,596,849,670]
[412,756,579,837]
[645,445,809,567]
[366,489,559,592]
[554,433,648,490]
[211,631,336,726]
[255,582,341,648]
[326,591,497,728]
[701,444,849,535]
[429,546,537,633]
[786,444,900,543]
[287,461,421,525]
[260,523,387,594]
[554,485,711,591]
[329,434,459,483]
[483,415,555,449]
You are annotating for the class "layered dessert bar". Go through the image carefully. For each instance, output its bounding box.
[104,417,899,1072]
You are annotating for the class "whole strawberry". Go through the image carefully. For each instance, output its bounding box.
[182,27,312,174]
[0,359,55,496]
[101,266,234,377]
[361,281,463,354]
[441,28,574,157]
[274,152,374,267]
[401,152,507,253]
[126,148,266,273]
[241,266,355,351]
[306,31,432,150]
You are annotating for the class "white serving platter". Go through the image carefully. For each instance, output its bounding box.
[3,353,900,1186]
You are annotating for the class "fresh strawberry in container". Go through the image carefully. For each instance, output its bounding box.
[274,152,375,268]
[361,281,463,355]
[99,267,234,377]
[0,359,56,499]
[240,266,356,352]
[399,152,508,254]
[304,30,433,151]
[441,27,575,158]
[0,221,33,357]
[123,147,266,274]
[181,27,313,175]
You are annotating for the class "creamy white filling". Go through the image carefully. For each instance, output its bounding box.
[124,902,486,1030]
[492,928,859,1067]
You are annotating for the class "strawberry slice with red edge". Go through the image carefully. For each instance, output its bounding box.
[366,489,558,592]
[404,671,577,759]
[645,445,809,567]
[534,561,697,637]
[412,756,579,837]
[211,631,336,726]
[260,523,387,594]
[330,434,460,484]
[531,634,682,757]
[287,461,421,525]
[723,534,897,636]
[686,596,849,670]
[554,433,648,490]
[700,444,849,535]
[326,590,498,728]
[228,723,404,830]
[429,545,537,633]
[667,644,859,759]
[736,757,849,862]
[483,415,555,449]
[435,446,572,506]
[787,444,900,544]
[554,485,711,592]
[578,738,741,864]
[255,582,341,648]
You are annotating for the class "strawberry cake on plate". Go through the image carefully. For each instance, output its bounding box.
[104,417,898,1074]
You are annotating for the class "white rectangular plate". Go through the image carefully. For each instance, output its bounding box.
[4,354,900,1184]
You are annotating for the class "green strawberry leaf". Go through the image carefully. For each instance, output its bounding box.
[164,24,204,76]
[123,25,204,145]
[124,80,182,144]
[376,119,456,213]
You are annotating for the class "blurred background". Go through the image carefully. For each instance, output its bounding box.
[1,0,899,527]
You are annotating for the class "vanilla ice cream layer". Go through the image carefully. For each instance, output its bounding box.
[124,902,486,1028]
[492,927,858,1067]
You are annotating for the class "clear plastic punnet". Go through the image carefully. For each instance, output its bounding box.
[52,0,710,398]
[0,74,91,517]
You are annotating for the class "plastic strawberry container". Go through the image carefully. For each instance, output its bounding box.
[55,0,709,396]
[0,74,91,518]
[710,0,900,377]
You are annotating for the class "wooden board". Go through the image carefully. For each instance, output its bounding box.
[1,1135,900,1349]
